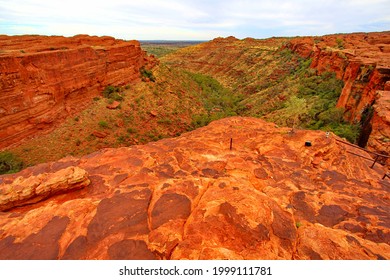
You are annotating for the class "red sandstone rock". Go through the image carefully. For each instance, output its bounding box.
[92,131,108,138]
[0,166,89,211]
[0,35,157,149]
[0,117,389,260]
[116,119,124,127]
[163,32,390,158]
[285,32,390,155]
[106,101,121,109]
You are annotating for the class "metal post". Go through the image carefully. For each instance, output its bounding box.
[371,155,380,168]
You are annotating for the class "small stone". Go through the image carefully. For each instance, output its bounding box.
[116,119,124,127]
[92,131,108,138]
[106,101,120,109]
[312,156,322,167]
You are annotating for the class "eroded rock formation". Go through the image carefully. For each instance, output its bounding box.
[0,35,157,148]
[0,166,90,211]
[287,32,390,154]
[0,117,389,259]
[163,32,390,157]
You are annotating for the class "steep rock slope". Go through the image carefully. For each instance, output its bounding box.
[288,32,390,152]
[0,117,389,260]
[163,32,390,156]
[0,35,157,148]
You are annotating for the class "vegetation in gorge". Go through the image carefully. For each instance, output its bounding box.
[0,152,24,175]
[3,39,363,172]
[240,48,361,143]
[187,72,244,128]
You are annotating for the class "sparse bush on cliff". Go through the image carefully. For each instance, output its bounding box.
[0,152,24,175]
[336,38,344,49]
[191,113,210,128]
[102,85,124,101]
[98,120,109,129]
[140,67,156,82]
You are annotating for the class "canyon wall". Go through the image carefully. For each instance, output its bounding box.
[0,35,157,149]
[288,32,390,154]
[164,32,390,156]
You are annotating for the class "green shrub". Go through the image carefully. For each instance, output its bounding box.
[102,85,123,101]
[140,67,156,82]
[98,120,109,129]
[117,135,128,144]
[279,48,294,61]
[127,127,137,134]
[0,152,24,175]
[325,122,361,143]
[191,114,211,128]
[157,118,173,125]
[284,96,308,129]
[336,38,344,49]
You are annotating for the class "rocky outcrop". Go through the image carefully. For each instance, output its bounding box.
[164,32,390,156]
[0,166,90,211]
[0,117,389,259]
[0,35,157,149]
[287,32,390,153]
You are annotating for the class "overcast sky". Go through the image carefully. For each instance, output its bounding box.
[0,0,389,40]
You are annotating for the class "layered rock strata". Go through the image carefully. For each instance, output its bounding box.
[288,32,390,154]
[0,117,389,260]
[0,35,157,148]
[0,166,90,211]
[164,32,390,156]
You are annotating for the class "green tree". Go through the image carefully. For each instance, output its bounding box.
[284,96,307,131]
[0,152,24,175]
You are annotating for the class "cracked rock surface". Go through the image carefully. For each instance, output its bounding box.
[0,117,389,259]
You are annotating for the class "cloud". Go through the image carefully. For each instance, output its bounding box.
[0,0,389,40]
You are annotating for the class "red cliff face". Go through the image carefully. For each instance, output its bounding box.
[288,32,390,154]
[165,32,390,155]
[0,35,157,149]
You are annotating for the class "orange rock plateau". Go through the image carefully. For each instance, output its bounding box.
[0,35,157,148]
[1,117,389,259]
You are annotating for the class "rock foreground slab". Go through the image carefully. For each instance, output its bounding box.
[0,117,389,259]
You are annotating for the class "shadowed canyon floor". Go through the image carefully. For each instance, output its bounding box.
[0,117,389,259]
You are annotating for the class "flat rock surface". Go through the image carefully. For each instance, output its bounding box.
[0,117,389,259]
